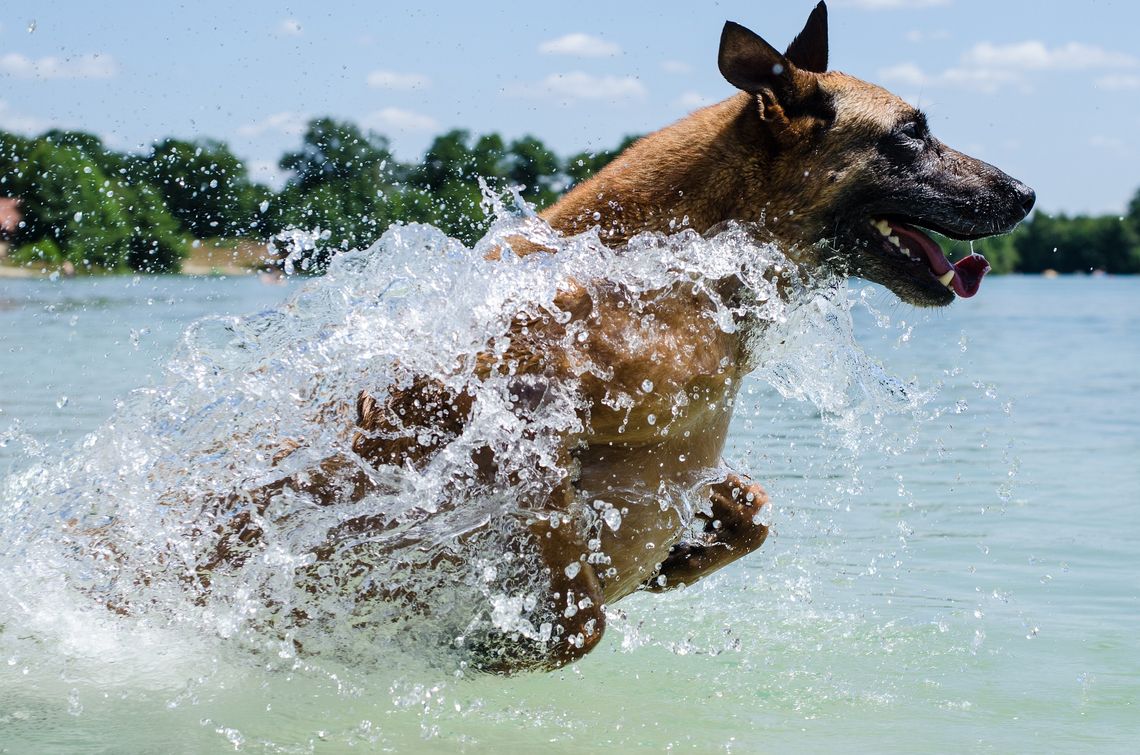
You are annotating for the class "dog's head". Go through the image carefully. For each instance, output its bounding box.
[718,2,1034,306]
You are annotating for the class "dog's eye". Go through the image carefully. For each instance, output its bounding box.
[897,121,925,144]
[889,121,928,153]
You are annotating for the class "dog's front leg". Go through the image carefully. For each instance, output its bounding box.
[468,513,607,675]
[641,473,771,592]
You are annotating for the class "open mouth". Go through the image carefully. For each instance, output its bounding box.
[870,217,991,298]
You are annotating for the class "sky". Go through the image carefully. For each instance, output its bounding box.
[1,0,1138,216]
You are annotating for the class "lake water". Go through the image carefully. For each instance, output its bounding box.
[1,270,1137,753]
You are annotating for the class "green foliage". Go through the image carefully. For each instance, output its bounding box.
[565,135,641,186]
[142,138,269,239]
[2,132,187,272]
[946,212,1140,275]
[274,118,401,268]
[10,237,63,265]
[18,139,134,270]
[504,136,561,208]
[1127,187,1140,234]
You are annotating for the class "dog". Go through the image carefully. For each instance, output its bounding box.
[207,1,1034,673]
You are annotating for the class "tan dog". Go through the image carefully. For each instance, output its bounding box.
[216,1,1034,673]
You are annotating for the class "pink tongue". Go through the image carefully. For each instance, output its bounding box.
[951,253,991,298]
[888,221,991,298]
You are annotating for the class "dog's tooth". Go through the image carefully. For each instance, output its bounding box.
[887,235,901,247]
[874,219,892,236]
[938,270,955,287]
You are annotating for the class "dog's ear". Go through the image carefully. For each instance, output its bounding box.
[785,1,828,73]
[719,21,795,98]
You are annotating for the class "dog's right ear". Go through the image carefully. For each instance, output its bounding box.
[718,21,795,100]
[785,1,828,73]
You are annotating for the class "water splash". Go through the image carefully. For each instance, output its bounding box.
[1,194,938,699]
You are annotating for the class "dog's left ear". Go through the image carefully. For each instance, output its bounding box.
[785,1,828,73]
[719,21,795,98]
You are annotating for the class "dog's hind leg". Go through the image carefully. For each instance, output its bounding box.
[641,473,771,592]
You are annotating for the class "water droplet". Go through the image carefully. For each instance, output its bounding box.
[640,379,654,393]
[56,395,69,409]
[27,19,37,33]
[646,413,656,425]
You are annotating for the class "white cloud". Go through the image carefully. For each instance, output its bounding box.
[962,41,1137,71]
[0,52,117,80]
[248,160,288,189]
[1089,134,1134,158]
[836,0,950,9]
[364,107,438,134]
[880,62,1024,93]
[674,91,713,109]
[879,63,928,88]
[661,60,691,75]
[237,111,309,138]
[1096,73,1140,91]
[279,18,302,36]
[365,69,431,90]
[0,99,55,133]
[538,33,620,58]
[904,29,951,43]
[881,40,1137,95]
[509,72,646,104]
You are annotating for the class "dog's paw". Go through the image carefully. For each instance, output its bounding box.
[706,474,771,550]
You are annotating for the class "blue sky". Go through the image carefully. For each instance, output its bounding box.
[2,0,1138,215]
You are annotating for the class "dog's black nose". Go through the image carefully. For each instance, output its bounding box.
[1015,182,1036,215]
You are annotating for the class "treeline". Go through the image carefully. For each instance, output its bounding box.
[961,204,1140,274]
[0,120,636,273]
[1,119,1138,275]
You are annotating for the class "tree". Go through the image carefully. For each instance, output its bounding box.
[275,118,402,268]
[564,134,642,186]
[408,129,510,244]
[142,138,269,238]
[15,139,134,270]
[504,135,560,208]
[1127,187,1140,233]
[3,133,186,272]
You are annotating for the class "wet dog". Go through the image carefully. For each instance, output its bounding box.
[223,1,1034,672]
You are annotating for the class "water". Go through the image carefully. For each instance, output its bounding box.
[1,228,1138,751]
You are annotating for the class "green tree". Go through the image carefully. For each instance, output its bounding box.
[504,135,560,208]
[3,133,186,272]
[1127,187,1140,233]
[408,129,506,244]
[15,139,134,269]
[953,229,1020,275]
[275,118,402,268]
[142,138,269,238]
[564,134,641,186]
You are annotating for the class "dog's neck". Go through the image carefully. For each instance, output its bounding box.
[541,93,771,245]
[539,93,822,334]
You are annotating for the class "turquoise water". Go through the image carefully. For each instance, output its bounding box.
[1,272,1137,752]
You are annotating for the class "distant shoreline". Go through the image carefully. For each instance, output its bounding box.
[0,238,272,279]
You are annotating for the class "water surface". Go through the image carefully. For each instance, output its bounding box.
[1,271,1137,752]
